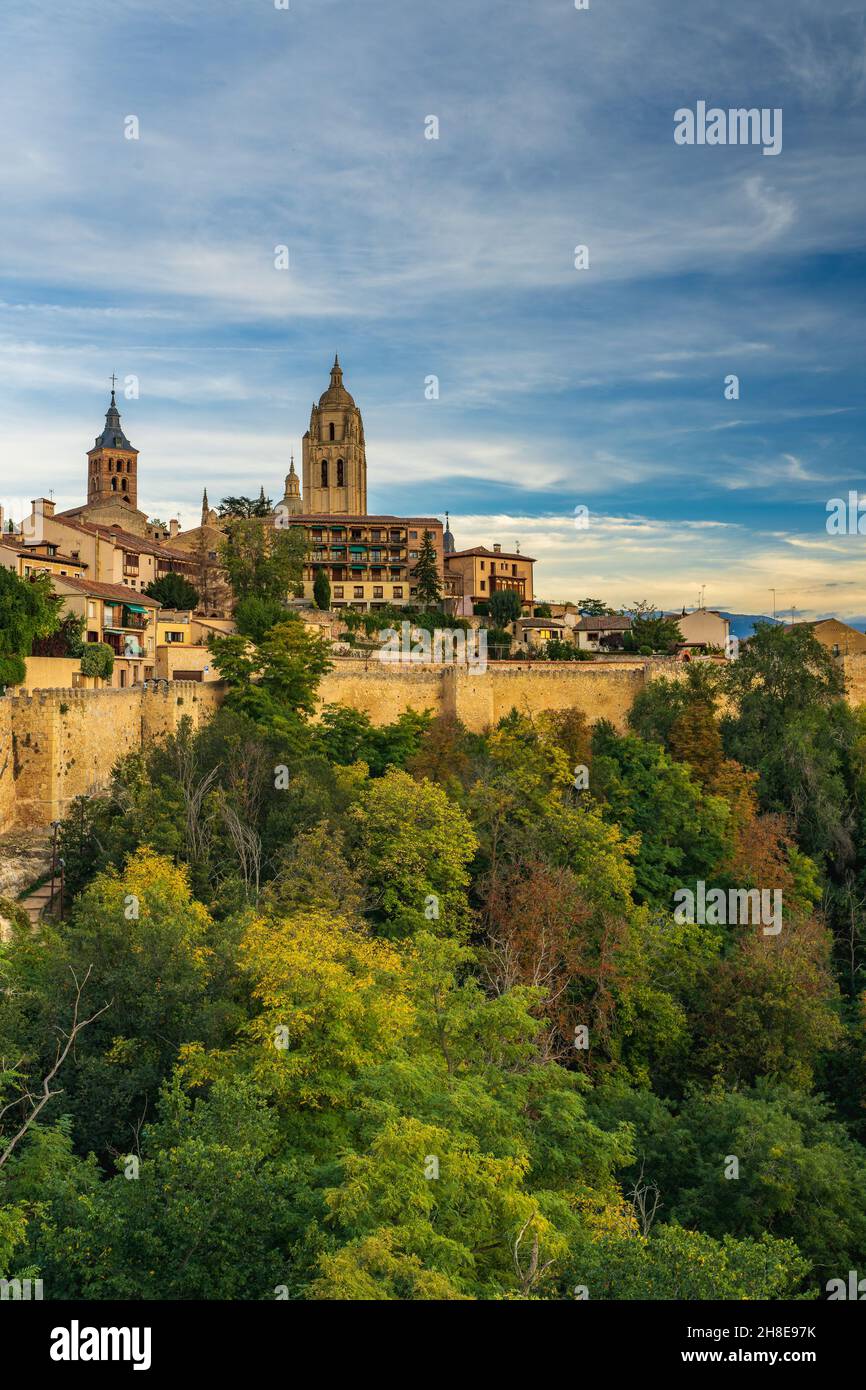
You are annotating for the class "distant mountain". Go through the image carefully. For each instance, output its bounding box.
[716,612,781,641]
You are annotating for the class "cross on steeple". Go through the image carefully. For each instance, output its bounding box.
[110,373,117,393]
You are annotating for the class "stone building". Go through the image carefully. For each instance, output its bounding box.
[444,543,535,612]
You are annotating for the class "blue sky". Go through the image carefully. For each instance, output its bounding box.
[0,0,864,619]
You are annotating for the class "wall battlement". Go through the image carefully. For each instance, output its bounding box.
[0,680,223,832]
[3,653,864,833]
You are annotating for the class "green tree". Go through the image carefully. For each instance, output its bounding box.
[489,588,521,626]
[145,572,199,610]
[234,595,289,643]
[221,520,306,604]
[218,494,273,519]
[410,530,442,609]
[313,568,332,611]
[622,601,683,654]
[0,568,59,685]
[79,642,115,681]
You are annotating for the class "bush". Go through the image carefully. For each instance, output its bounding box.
[79,643,115,680]
[0,652,26,687]
[485,626,512,657]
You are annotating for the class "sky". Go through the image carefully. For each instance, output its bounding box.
[0,0,864,621]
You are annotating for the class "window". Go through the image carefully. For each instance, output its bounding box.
[373,586,383,599]
[409,530,417,539]
[512,564,517,575]
[480,580,486,591]
[480,560,485,570]
[121,478,128,491]
[354,586,364,598]
[392,586,403,598]
[321,459,329,488]
[336,459,345,487]
[111,477,117,491]
[329,422,335,441]
[409,550,419,559]
[333,586,344,598]
[165,630,185,644]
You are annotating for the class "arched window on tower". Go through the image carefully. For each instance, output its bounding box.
[336,459,345,487]
[111,477,118,491]
[321,459,329,488]
[329,423,335,441]
[121,478,128,492]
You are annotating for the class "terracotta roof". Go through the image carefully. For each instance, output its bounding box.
[0,538,88,565]
[52,575,160,606]
[577,615,632,631]
[50,516,185,560]
[446,546,535,563]
[292,514,442,527]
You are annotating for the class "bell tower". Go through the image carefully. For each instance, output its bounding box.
[86,378,139,511]
[301,355,367,514]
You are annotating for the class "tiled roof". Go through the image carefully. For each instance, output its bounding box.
[295,513,442,525]
[577,615,632,631]
[52,575,160,606]
[446,546,535,562]
[51,516,183,560]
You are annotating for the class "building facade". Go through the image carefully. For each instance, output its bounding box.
[444,544,535,612]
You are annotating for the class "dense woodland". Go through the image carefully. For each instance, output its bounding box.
[2,616,866,1300]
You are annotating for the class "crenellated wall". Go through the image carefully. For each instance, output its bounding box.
[0,681,223,831]
[4,653,863,834]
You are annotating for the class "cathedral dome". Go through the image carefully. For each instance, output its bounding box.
[318,354,355,408]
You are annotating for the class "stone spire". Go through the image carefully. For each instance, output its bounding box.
[280,455,303,516]
[443,510,455,554]
[201,488,209,526]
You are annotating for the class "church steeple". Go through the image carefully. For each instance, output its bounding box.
[443,510,455,554]
[86,378,139,508]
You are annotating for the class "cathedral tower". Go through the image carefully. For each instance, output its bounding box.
[86,380,139,511]
[301,356,367,514]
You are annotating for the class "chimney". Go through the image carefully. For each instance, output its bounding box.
[32,497,55,518]
[169,518,180,538]
[493,543,501,553]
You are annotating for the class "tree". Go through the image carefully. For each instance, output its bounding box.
[410,530,442,609]
[485,626,512,657]
[145,572,199,610]
[578,598,611,616]
[622,601,683,654]
[314,568,331,611]
[221,519,306,604]
[79,643,115,681]
[348,768,477,938]
[218,494,273,519]
[234,595,289,643]
[189,529,232,617]
[489,588,521,626]
[209,617,332,725]
[721,623,854,867]
[0,568,59,686]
